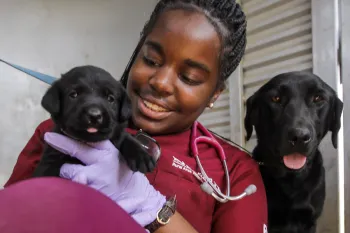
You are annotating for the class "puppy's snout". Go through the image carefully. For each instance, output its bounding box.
[86,107,103,125]
[288,128,311,146]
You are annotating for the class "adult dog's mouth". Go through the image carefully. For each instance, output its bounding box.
[283,153,307,170]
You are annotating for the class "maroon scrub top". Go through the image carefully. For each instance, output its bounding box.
[5,119,268,233]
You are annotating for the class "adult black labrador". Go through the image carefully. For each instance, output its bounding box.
[244,71,343,233]
[33,65,155,177]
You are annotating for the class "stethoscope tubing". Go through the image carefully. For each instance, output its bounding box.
[191,121,257,203]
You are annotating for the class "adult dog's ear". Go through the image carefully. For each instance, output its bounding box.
[118,87,132,123]
[244,93,259,141]
[41,82,61,116]
[329,96,343,149]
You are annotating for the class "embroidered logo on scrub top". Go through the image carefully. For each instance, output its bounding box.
[172,156,193,173]
[171,156,206,182]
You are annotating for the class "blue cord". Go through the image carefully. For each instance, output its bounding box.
[0,59,57,85]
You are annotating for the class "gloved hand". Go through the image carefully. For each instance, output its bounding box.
[43,132,166,227]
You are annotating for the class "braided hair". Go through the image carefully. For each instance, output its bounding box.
[120,0,247,90]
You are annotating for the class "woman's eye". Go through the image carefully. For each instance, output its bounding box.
[143,56,160,67]
[69,90,78,99]
[180,75,201,86]
[107,94,115,103]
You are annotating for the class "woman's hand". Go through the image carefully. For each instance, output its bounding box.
[43,132,166,227]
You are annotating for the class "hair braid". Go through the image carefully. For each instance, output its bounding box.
[120,0,247,90]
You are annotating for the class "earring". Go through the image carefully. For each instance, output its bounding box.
[209,103,214,108]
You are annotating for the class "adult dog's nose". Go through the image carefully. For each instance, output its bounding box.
[288,128,311,146]
[86,107,103,125]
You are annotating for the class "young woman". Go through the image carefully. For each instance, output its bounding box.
[4,1,268,232]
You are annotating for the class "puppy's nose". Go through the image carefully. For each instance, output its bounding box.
[86,107,103,125]
[288,128,311,146]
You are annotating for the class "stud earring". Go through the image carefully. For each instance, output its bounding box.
[209,103,214,108]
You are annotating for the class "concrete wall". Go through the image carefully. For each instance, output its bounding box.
[0,0,156,187]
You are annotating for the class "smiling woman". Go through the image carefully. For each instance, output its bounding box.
[127,9,222,135]
[4,1,268,233]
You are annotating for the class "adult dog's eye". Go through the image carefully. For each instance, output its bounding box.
[69,90,78,99]
[313,95,324,103]
[107,94,115,103]
[271,96,281,103]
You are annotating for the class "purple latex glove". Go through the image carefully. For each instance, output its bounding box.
[43,132,166,227]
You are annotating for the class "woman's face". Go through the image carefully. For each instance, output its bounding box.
[127,9,223,135]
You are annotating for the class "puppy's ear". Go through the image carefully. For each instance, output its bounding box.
[41,82,61,116]
[244,93,259,141]
[118,88,132,123]
[329,96,343,149]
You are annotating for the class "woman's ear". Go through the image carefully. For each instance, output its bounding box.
[208,88,224,108]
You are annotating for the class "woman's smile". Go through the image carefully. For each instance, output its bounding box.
[137,94,173,121]
[143,100,169,112]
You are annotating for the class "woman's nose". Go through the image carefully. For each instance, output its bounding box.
[149,67,175,97]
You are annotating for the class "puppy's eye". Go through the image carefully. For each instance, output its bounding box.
[313,95,324,103]
[107,94,115,103]
[69,90,78,99]
[271,96,281,103]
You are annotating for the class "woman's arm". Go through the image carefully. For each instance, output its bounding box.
[43,132,199,233]
[154,211,198,233]
[211,158,268,233]
[4,119,54,187]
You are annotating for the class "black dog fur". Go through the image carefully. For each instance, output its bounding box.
[33,65,156,177]
[244,71,343,233]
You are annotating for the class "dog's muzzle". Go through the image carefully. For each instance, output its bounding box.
[287,127,312,147]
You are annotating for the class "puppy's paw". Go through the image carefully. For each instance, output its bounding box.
[127,151,156,174]
[118,134,156,173]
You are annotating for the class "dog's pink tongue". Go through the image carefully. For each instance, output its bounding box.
[283,153,307,170]
[87,128,98,133]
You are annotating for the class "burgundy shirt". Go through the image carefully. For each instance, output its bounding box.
[5,119,268,233]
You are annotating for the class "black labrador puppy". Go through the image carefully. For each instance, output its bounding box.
[244,71,343,233]
[33,65,155,177]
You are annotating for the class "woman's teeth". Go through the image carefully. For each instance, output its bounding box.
[143,100,169,112]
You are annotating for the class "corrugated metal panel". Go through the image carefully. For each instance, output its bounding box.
[198,89,231,139]
[241,0,313,151]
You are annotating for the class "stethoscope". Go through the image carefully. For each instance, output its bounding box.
[0,58,257,203]
[190,121,257,203]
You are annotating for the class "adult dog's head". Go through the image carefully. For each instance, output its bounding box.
[244,71,343,174]
[41,65,131,142]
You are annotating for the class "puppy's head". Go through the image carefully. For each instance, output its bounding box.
[41,65,132,142]
[244,71,343,173]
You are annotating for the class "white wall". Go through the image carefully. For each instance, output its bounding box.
[340,0,350,231]
[0,0,156,187]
